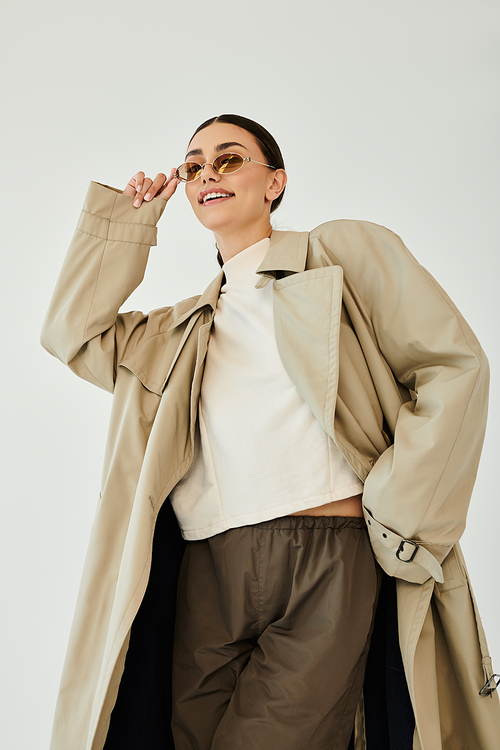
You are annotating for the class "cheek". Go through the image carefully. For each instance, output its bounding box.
[186,184,200,211]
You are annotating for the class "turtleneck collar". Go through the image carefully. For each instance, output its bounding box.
[222,238,270,283]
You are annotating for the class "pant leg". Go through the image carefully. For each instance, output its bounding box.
[171,536,259,750]
[172,516,380,750]
[211,517,380,750]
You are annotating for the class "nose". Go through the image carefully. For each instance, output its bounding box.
[201,162,220,183]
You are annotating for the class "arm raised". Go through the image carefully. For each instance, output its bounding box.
[41,178,177,392]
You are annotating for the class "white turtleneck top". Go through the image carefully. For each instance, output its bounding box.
[170,238,364,540]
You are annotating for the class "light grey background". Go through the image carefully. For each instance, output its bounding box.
[1,0,499,746]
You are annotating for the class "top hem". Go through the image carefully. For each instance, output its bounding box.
[178,481,364,540]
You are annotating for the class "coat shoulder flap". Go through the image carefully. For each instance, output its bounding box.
[119,295,202,395]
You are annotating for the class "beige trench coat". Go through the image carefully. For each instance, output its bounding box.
[41,182,500,750]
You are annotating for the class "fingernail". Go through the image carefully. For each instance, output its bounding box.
[133,198,140,207]
[144,193,151,201]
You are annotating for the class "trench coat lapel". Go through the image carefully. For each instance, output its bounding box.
[168,271,224,330]
[257,229,345,439]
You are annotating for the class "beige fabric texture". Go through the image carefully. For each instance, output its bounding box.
[41,182,500,750]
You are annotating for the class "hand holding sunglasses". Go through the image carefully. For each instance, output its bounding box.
[124,152,277,208]
[123,168,182,208]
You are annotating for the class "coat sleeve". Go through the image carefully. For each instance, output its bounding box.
[314,220,489,584]
[40,182,169,393]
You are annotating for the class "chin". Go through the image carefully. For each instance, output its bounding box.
[194,206,237,233]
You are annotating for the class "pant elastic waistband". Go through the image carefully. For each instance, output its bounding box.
[252,515,366,531]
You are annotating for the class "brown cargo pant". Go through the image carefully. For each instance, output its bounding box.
[172,515,380,750]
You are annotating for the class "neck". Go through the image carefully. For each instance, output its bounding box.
[214,219,273,264]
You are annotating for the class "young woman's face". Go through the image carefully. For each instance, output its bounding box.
[183,122,282,236]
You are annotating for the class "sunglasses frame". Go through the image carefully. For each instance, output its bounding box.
[175,152,277,183]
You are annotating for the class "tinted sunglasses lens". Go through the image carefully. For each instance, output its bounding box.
[177,163,202,182]
[214,154,244,174]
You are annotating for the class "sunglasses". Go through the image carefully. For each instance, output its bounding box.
[175,152,277,183]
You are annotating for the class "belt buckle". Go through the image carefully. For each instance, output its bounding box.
[396,539,419,563]
[479,675,500,697]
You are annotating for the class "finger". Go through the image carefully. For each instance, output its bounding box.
[123,171,145,196]
[159,168,182,201]
[144,173,168,201]
[135,171,145,195]
[133,177,153,208]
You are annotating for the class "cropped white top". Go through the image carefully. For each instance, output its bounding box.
[170,238,363,540]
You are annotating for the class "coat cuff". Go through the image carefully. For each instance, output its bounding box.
[78,181,168,247]
[364,508,447,583]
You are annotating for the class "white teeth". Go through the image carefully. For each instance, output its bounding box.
[202,192,232,203]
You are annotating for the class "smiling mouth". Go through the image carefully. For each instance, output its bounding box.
[200,191,235,205]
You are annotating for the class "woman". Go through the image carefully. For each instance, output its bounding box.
[41,114,500,750]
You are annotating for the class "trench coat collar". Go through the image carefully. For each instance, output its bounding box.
[168,271,224,330]
[255,229,310,285]
[168,229,310,329]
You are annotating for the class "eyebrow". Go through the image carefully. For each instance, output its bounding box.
[184,141,249,160]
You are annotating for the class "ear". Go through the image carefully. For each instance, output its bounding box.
[265,169,287,204]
